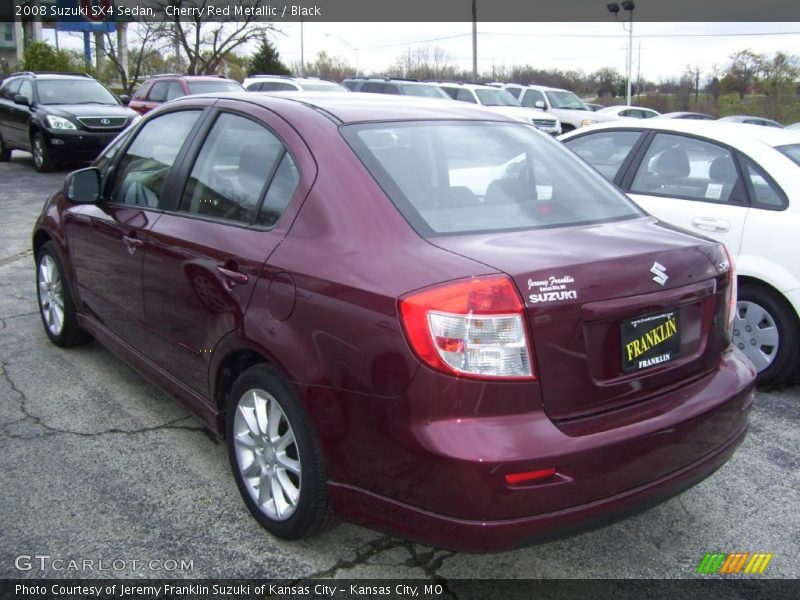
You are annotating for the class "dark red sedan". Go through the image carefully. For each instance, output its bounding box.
[32,92,756,552]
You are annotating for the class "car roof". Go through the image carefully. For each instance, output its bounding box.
[435,82,498,90]
[172,91,516,124]
[561,118,800,148]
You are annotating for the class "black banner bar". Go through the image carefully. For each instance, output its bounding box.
[2,579,800,600]
[3,0,800,23]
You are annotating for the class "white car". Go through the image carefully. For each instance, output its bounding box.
[596,105,661,119]
[243,75,349,93]
[561,120,800,385]
[502,84,618,132]
[433,82,561,135]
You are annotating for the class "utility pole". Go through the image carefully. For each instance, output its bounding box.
[299,16,305,76]
[694,68,700,106]
[472,0,477,82]
[626,6,633,105]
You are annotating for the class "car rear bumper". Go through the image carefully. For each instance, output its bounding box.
[325,348,755,552]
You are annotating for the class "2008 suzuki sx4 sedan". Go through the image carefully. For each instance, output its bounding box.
[32,92,756,552]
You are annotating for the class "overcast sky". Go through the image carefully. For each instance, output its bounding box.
[44,22,800,82]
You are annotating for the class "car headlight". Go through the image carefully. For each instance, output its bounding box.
[580,118,598,127]
[46,115,77,130]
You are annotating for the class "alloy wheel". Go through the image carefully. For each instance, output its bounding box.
[33,137,44,170]
[232,388,302,521]
[38,254,65,337]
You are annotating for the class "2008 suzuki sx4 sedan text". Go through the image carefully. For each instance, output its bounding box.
[32,93,756,552]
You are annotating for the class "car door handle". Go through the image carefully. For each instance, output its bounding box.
[691,217,731,233]
[217,266,249,286]
[122,234,144,254]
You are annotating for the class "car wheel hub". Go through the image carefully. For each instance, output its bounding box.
[733,300,779,372]
[33,139,43,167]
[37,255,64,336]
[233,388,301,521]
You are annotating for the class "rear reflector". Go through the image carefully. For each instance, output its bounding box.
[505,468,557,485]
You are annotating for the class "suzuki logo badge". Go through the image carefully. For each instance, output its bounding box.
[650,262,668,286]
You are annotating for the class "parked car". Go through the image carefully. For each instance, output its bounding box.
[243,75,348,93]
[0,71,138,172]
[585,102,605,112]
[786,123,800,130]
[342,77,450,98]
[658,111,715,120]
[433,81,561,135]
[561,120,800,385]
[596,105,661,119]
[129,74,244,115]
[718,115,783,128]
[501,83,618,131]
[33,92,754,552]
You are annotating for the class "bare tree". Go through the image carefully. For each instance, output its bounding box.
[388,46,455,81]
[98,22,167,95]
[159,0,279,75]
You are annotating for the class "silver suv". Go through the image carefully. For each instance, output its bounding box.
[243,75,348,93]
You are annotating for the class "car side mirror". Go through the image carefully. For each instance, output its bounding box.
[14,94,30,106]
[535,100,545,109]
[118,94,130,105]
[64,167,102,204]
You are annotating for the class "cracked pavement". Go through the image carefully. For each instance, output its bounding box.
[1,155,798,580]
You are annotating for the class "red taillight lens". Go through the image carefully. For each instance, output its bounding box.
[505,468,557,485]
[723,244,737,340]
[399,275,536,380]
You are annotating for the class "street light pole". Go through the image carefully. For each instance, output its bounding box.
[472,0,478,82]
[607,2,635,106]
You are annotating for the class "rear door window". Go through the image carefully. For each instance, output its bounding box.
[148,81,170,102]
[178,112,297,226]
[630,133,746,204]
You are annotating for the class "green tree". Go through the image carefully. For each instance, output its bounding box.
[247,37,290,76]
[726,49,762,99]
[22,41,84,73]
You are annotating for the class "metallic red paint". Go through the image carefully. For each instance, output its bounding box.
[33,92,756,551]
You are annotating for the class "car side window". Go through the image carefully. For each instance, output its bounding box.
[740,156,787,209]
[504,86,522,99]
[166,81,184,100]
[256,153,300,227]
[2,78,21,99]
[439,87,458,100]
[148,81,170,102]
[456,89,477,103]
[521,89,545,108]
[132,82,150,100]
[178,113,287,225]
[110,110,201,208]
[361,82,385,93]
[564,131,642,181]
[630,133,746,204]
[18,79,33,101]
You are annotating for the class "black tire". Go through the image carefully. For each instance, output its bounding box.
[35,241,92,347]
[0,132,11,161]
[32,132,54,173]
[735,283,799,387]
[226,364,336,540]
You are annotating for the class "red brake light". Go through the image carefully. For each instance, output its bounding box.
[399,275,536,380]
[505,468,557,485]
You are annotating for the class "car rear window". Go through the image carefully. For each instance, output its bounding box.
[186,81,244,94]
[777,144,800,167]
[342,121,642,236]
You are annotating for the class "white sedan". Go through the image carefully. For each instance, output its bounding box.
[596,105,661,119]
[561,120,800,385]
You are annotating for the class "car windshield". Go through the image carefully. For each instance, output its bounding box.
[186,81,244,94]
[343,120,641,236]
[301,82,348,92]
[400,84,449,98]
[474,89,521,107]
[545,91,589,110]
[37,79,119,105]
[777,144,800,167]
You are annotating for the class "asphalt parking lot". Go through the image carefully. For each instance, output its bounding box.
[0,154,798,581]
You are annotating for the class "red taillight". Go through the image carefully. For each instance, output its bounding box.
[505,468,557,485]
[398,275,536,380]
[723,244,737,340]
